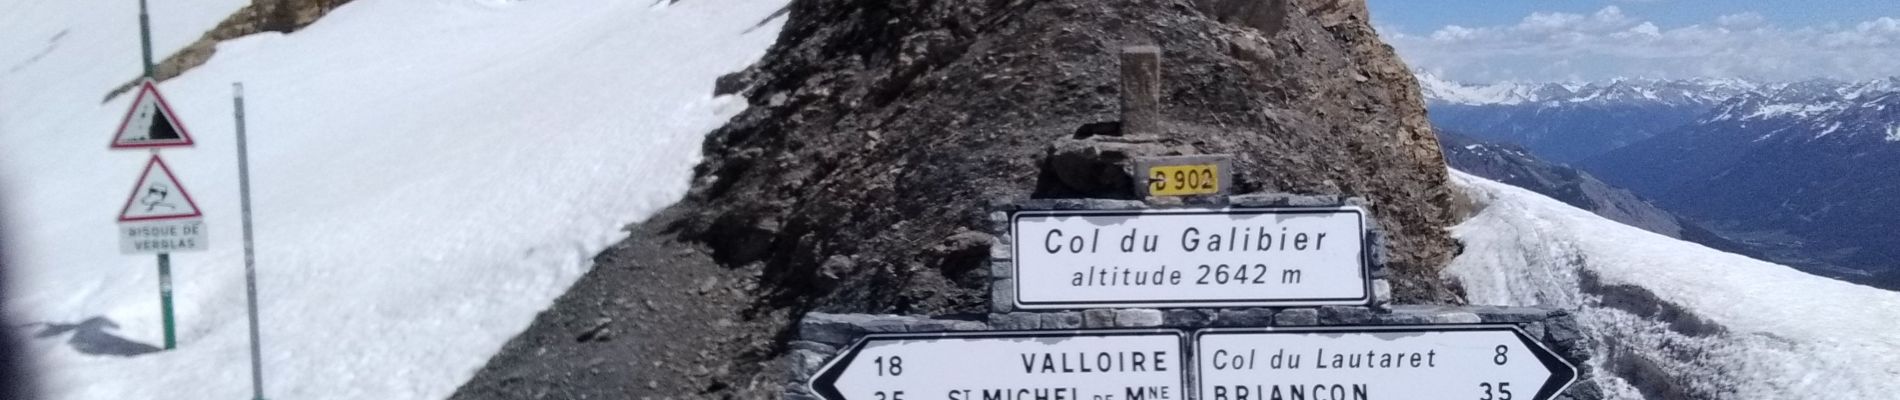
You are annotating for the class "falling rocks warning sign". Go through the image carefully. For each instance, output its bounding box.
[110,78,194,149]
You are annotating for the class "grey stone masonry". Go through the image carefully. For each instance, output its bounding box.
[1119,45,1162,136]
[1319,305,1375,325]
[1372,279,1393,305]
[986,312,1039,330]
[989,276,1016,314]
[1273,308,1319,326]
[1163,309,1215,327]
[1082,309,1117,328]
[1038,311,1083,329]
[1378,305,1485,324]
[1113,308,1164,327]
[1212,308,1275,327]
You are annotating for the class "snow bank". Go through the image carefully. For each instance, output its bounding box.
[1445,170,1900,399]
[1,0,789,398]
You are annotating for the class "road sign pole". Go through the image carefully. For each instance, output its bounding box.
[138,0,154,78]
[234,83,266,400]
[156,252,176,350]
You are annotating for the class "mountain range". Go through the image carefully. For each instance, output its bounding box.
[1585,78,1900,286]
[1424,73,1900,289]
[1418,73,1760,162]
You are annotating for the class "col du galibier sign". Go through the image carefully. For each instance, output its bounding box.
[1010,207,1371,309]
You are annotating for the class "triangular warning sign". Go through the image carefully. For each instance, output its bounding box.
[110,78,194,149]
[119,155,204,222]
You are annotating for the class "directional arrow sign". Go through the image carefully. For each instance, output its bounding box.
[810,330,1188,400]
[1011,207,1370,309]
[1195,325,1577,400]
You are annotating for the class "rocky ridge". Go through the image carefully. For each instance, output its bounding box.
[682,0,1459,317]
[104,0,353,101]
[455,0,1470,397]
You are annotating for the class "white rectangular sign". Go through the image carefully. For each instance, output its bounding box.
[810,330,1187,400]
[119,218,207,254]
[1195,326,1577,400]
[1010,207,1370,309]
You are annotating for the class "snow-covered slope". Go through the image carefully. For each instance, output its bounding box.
[0,0,789,398]
[1445,170,1900,399]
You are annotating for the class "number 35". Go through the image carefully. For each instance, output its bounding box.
[1479,382,1512,400]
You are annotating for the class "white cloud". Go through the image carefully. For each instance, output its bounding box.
[1820,17,1900,47]
[1432,25,1477,42]
[1613,22,1662,40]
[1381,7,1900,82]
[1716,12,1766,29]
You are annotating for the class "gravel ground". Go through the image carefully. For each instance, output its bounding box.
[449,206,794,399]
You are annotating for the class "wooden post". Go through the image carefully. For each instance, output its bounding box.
[1119,45,1162,136]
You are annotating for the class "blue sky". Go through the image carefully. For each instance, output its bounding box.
[1367,1,1900,82]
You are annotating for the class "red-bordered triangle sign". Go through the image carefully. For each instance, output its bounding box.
[119,155,204,222]
[110,78,195,149]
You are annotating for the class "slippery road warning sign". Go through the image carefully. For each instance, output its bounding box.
[119,155,203,221]
[118,155,206,254]
[110,78,194,149]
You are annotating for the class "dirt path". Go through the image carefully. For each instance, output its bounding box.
[449,206,795,399]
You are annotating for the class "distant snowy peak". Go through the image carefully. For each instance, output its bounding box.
[1843,77,1900,100]
[1424,73,1900,143]
[1415,73,1898,108]
[1415,72,1542,105]
[1416,72,1759,107]
[1700,81,1900,143]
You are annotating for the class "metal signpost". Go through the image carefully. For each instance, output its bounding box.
[1010,207,1372,309]
[114,0,201,352]
[809,330,1188,400]
[234,83,268,400]
[116,156,204,351]
[1195,325,1577,400]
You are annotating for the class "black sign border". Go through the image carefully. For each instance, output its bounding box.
[1010,206,1373,309]
[1192,324,1580,400]
[809,329,1191,400]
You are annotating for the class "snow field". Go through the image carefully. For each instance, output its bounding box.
[1,0,790,398]
[1445,170,1900,399]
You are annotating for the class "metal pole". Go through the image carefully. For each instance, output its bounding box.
[138,0,155,78]
[157,252,175,350]
[142,0,174,352]
[234,83,266,400]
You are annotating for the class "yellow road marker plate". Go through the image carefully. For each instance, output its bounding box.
[1147,164,1221,196]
